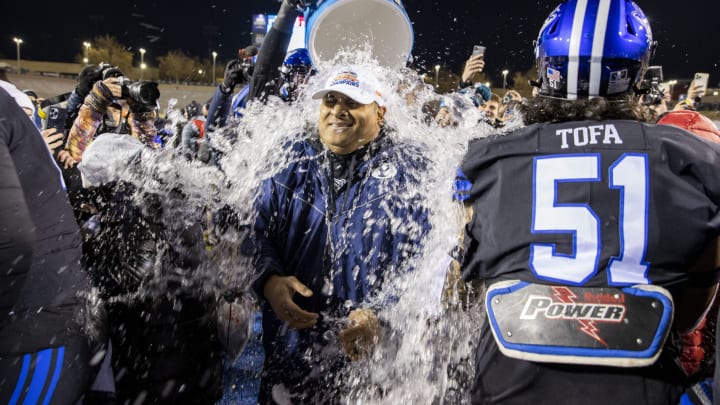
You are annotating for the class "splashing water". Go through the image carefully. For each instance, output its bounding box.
[105,47,522,403]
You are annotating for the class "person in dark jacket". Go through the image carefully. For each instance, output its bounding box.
[181,100,209,161]
[0,88,107,404]
[250,66,430,403]
[205,0,309,136]
[78,134,224,404]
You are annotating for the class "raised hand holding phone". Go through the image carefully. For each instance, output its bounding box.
[472,45,486,58]
[693,72,709,98]
[463,45,487,84]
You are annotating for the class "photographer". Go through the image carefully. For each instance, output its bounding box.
[638,66,670,122]
[205,0,309,134]
[60,66,159,167]
[205,47,256,134]
[65,64,105,118]
[247,0,308,103]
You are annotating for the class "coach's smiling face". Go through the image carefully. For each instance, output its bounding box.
[318,91,385,155]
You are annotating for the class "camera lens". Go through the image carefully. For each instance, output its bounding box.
[138,83,160,105]
[123,81,160,109]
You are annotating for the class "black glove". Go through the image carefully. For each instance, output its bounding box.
[76,65,104,99]
[222,60,245,92]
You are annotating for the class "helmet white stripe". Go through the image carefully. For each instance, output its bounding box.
[589,0,612,97]
[567,0,589,100]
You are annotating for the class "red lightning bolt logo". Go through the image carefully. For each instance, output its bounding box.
[551,287,608,347]
[552,286,577,304]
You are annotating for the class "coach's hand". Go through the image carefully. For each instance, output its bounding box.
[339,308,382,361]
[263,275,319,329]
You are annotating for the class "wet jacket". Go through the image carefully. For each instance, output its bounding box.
[83,181,222,403]
[206,85,249,133]
[251,131,430,397]
[0,88,91,356]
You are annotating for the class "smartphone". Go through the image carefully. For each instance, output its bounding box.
[45,105,68,132]
[693,72,710,98]
[472,45,486,58]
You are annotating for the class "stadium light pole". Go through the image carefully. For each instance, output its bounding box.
[212,51,218,85]
[434,65,440,87]
[83,41,91,64]
[13,37,23,73]
[502,69,509,90]
[139,48,146,80]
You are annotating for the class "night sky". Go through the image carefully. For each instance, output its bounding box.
[4,0,720,85]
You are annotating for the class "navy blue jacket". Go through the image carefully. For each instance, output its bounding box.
[0,89,91,356]
[206,85,249,133]
[251,131,430,391]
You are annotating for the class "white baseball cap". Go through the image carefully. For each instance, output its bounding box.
[312,68,385,106]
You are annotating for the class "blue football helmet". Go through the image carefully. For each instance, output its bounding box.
[280,48,315,101]
[535,0,656,100]
[281,48,314,81]
[283,48,312,67]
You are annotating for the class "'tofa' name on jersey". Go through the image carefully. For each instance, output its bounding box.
[556,124,624,149]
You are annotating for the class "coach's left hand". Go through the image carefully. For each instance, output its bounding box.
[339,308,382,361]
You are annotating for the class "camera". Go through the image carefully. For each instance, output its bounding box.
[240,61,254,83]
[98,64,160,110]
[119,78,160,111]
[639,65,665,106]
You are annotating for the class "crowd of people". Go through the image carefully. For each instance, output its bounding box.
[2,0,720,404]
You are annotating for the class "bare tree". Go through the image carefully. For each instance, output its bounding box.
[79,35,133,74]
[423,70,462,94]
[157,50,200,84]
[187,57,213,84]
